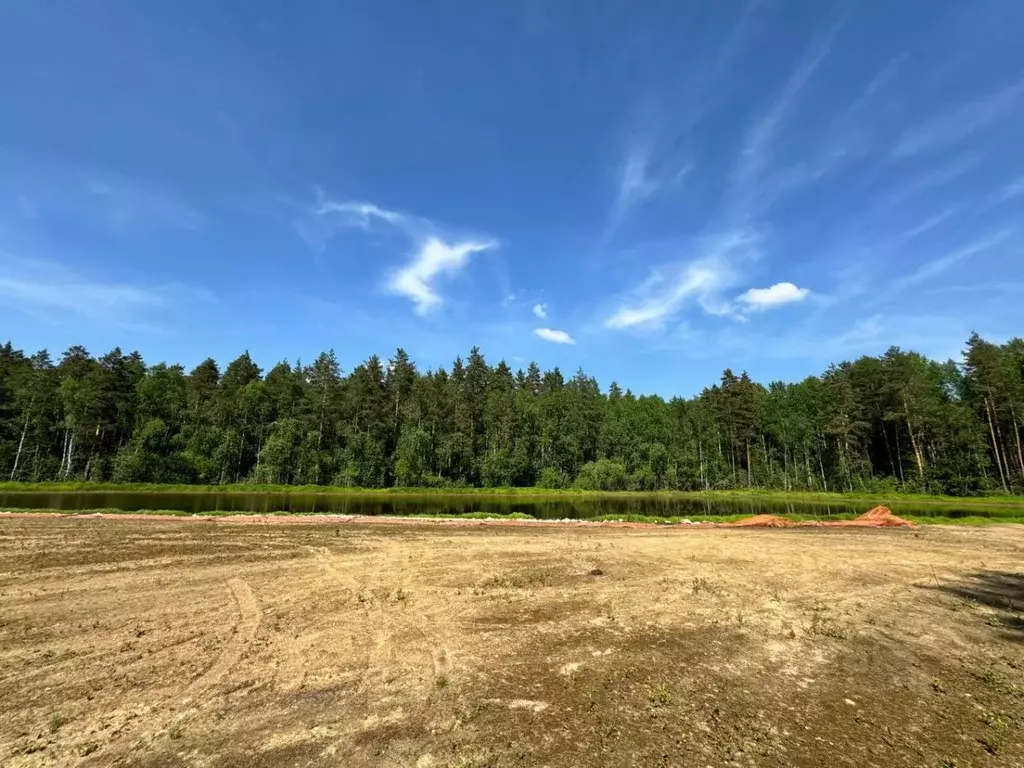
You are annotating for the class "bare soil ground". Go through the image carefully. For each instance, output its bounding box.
[1,517,1023,768]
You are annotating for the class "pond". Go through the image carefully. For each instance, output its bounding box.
[0,490,1013,520]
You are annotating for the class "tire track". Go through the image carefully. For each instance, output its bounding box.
[186,577,261,697]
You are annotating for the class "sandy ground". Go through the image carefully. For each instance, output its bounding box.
[1,518,1023,767]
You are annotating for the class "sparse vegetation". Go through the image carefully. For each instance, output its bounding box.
[648,683,673,707]
[3,515,1024,766]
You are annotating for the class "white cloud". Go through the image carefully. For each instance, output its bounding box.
[306,194,497,314]
[532,302,548,319]
[534,328,575,344]
[604,231,757,329]
[388,236,497,315]
[892,80,1024,158]
[736,282,810,310]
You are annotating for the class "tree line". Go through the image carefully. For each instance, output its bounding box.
[1,334,1023,496]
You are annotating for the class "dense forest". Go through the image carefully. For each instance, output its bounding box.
[1,334,1023,496]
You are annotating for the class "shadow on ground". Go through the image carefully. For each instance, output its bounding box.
[932,570,1024,641]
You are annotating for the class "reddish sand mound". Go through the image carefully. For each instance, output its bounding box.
[848,505,915,527]
[721,505,915,529]
[728,514,793,528]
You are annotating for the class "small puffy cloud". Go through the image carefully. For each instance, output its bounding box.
[532,302,548,319]
[736,282,810,310]
[534,327,576,345]
[388,236,497,315]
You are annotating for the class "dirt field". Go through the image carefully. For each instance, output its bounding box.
[2,517,1023,767]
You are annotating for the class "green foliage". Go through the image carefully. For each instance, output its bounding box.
[48,714,65,734]
[647,683,673,707]
[2,335,1024,498]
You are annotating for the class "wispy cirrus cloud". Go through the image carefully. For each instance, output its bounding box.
[302,193,498,315]
[0,155,203,235]
[603,139,691,243]
[733,17,845,202]
[604,230,758,329]
[893,207,959,242]
[996,175,1024,202]
[611,142,659,224]
[0,252,208,327]
[534,327,575,345]
[83,177,204,233]
[314,199,405,229]
[889,229,1013,294]
[891,80,1024,158]
[880,153,979,207]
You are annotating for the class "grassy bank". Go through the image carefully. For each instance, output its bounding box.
[3,481,1024,509]
[3,507,1023,525]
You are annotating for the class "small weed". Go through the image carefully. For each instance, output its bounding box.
[648,682,672,707]
[930,678,946,694]
[986,614,1004,627]
[807,605,846,639]
[938,760,963,768]
[480,574,524,589]
[975,665,1000,685]
[167,725,183,740]
[79,743,99,757]
[393,588,407,602]
[452,752,496,768]
[971,663,1021,696]
[691,577,714,595]
[435,674,449,689]
[981,711,1006,730]
[48,714,66,733]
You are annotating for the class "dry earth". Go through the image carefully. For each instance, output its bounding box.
[1,516,1023,767]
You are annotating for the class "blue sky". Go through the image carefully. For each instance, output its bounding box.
[2,1,1023,396]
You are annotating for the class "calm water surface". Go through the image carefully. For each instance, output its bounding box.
[0,491,1008,519]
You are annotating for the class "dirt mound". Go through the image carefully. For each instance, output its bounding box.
[721,505,915,529]
[728,514,793,528]
[860,505,894,519]
[848,505,915,527]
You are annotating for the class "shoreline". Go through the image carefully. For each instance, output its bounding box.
[0,507,984,529]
